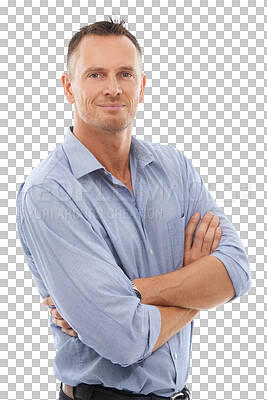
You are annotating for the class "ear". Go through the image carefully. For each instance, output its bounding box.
[138,73,146,103]
[61,73,75,104]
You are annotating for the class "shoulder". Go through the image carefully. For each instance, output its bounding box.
[17,144,71,210]
[19,143,71,191]
[135,138,189,169]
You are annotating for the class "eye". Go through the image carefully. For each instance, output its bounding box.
[89,73,100,78]
[122,72,132,77]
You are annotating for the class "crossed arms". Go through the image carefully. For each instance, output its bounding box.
[44,211,235,352]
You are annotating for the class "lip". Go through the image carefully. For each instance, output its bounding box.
[98,103,125,111]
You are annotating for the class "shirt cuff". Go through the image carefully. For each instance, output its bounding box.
[120,303,162,367]
[209,252,251,302]
[136,303,162,363]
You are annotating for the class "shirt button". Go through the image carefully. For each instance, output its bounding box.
[104,171,108,176]
[150,249,153,255]
[174,353,178,359]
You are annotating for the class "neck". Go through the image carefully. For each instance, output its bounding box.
[72,119,132,179]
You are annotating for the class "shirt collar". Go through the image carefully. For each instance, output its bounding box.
[62,126,154,180]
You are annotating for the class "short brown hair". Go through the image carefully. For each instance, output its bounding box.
[67,16,143,78]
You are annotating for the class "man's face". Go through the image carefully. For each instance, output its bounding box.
[63,35,146,134]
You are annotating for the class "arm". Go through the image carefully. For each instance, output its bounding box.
[134,154,252,310]
[45,296,200,352]
[135,255,235,311]
[135,213,235,310]
[18,184,161,366]
[152,306,199,352]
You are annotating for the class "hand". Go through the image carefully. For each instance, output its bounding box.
[183,211,222,267]
[42,296,78,337]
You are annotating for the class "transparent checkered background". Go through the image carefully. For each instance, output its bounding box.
[1,1,266,399]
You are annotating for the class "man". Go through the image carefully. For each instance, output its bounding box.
[16,18,251,400]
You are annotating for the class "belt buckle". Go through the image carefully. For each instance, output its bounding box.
[170,388,191,400]
[170,392,185,400]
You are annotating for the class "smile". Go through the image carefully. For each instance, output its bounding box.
[98,104,125,111]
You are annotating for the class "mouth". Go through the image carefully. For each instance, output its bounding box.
[98,104,125,111]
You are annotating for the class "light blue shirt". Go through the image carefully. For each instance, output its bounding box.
[17,126,251,396]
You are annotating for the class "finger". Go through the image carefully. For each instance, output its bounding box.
[52,317,72,330]
[211,226,222,253]
[49,307,62,319]
[184,212,201,251]
[193,211,214,250]
[201,215,219,254]
[42,296,54,307]
[61,328,78,337]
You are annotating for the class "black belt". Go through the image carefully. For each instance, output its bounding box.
[61,383,191,400]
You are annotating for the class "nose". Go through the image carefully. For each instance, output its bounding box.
[102,75,122,97]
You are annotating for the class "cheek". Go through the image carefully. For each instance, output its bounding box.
[128,87,141,104]
[75,81,94,98]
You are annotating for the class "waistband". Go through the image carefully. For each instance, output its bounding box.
[61,383,191,400]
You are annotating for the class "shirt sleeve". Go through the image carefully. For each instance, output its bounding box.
[181,153,252,302]
[18,184,161,367]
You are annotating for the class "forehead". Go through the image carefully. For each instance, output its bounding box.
[76,35,140,70]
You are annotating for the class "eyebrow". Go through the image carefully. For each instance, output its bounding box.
[82,66,137,77]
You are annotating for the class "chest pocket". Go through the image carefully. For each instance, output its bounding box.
[167,214,185,270]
